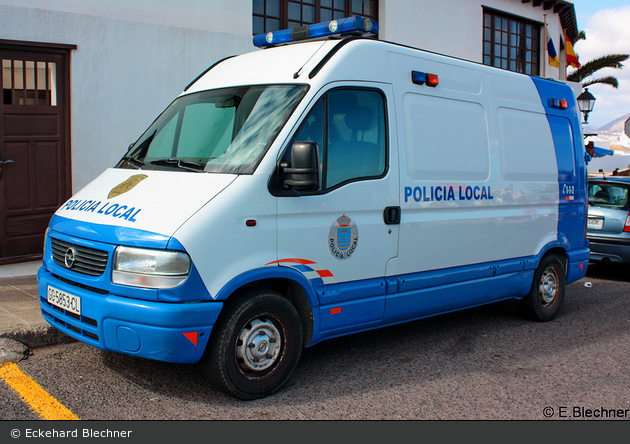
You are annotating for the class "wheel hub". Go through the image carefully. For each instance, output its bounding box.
[236,318,282,372]
[539,268,559,307]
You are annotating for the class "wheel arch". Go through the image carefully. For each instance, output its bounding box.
[213,267,318,346]
[519,248,568,322]
[539,246,568,275]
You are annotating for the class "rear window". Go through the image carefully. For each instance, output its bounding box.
[588,183,629,208]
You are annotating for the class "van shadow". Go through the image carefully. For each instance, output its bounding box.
[99,281,620,411]
[99,302,525,405]
[585,261,630,283]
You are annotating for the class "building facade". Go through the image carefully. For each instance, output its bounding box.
[0,0,579,264]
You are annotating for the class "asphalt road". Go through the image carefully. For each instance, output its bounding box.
[2,263,629,421]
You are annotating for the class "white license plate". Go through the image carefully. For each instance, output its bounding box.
[588,217,604,230]
[47,286,81,315]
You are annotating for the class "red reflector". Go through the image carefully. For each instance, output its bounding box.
[426,73,439,87]
[246,219,257,227]
[183,332,198,346]
[559,99,568,109]
[330,307,342,315]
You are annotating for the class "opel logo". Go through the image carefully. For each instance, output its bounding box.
[64,247,76,269]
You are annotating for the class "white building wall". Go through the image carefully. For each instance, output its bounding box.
[380,0,566,77]
[0,0,253,191]
[0,0,570,191]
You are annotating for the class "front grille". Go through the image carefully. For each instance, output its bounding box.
[51,238,109,276]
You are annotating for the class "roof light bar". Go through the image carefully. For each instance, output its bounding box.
[253,15,379,48]
[411,71,439,87]
[549,98,568,110]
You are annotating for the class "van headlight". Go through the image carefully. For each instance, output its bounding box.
[112,246,191,289]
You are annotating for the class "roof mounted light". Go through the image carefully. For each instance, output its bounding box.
[549,98,568,110]
[411,71,439,87]
[253,16,379,48]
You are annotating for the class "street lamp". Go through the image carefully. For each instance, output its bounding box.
[577,88,596,124]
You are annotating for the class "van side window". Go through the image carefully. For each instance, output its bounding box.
[289,88,387,191]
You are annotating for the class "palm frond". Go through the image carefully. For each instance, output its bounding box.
[574,30,586,43]
[581,76,620,89]
[567,54,629,83]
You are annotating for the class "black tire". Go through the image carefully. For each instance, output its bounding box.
[519,254,566,322]
[202,289,303,400]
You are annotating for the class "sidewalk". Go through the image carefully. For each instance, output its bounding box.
[0,261,73,362]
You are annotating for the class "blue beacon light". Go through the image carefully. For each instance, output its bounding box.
[253,16,379,48]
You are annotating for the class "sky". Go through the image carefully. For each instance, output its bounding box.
[568,0,630,128]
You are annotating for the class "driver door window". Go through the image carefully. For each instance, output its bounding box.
[290,88,387,190]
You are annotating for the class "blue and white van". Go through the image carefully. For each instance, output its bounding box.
[38,17,590,399]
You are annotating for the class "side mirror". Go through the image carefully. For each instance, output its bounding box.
[282,141,319,191]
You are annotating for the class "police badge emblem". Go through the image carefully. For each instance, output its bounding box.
[328,215,359,260]
[108,174,148,199]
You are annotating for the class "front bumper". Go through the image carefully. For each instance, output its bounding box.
[38,267,223,364]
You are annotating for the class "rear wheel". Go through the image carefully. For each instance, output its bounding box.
[520,254,566,322]
[202,289,303,400]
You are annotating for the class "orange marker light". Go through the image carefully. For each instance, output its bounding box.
[549,98,568,110]
[426,73,439,87]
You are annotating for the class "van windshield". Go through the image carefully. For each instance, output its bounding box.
[117,85,307,174]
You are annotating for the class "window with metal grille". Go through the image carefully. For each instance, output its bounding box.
[2,59,58,106]
[483,8,540,76]
[253,0,378,35]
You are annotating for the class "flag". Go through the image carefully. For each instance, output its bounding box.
[547,37,560,68]
[565,33,581,68]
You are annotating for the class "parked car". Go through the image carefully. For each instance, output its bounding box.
[587,177,630,264]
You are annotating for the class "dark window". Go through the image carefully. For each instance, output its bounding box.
[253,0,378,35]
[288,88,387,190]
[483,8,540,76]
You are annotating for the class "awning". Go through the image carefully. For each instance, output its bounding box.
[593,146,614,157]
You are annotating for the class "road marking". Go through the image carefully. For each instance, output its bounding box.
[0,362,79,420]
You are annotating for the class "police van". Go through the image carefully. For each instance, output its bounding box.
[38,16,590,399]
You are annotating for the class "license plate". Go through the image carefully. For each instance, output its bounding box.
[587,217,604,230]
[47,286,81,315]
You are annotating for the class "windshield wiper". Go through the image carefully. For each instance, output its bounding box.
[149,158,205,172]
[117,156,145,169]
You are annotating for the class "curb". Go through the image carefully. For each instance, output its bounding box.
[0,325,76,350]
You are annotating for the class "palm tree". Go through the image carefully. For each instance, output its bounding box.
[568,54,629,88]
[567,31,629,88]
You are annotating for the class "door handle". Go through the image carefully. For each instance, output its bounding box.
[0,159,14,180]
[383,206,401,225]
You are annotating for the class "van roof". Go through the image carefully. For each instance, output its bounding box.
[183,35,572,100]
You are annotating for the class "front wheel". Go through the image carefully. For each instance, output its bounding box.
[519,255,566,322]
[201,289,303,400]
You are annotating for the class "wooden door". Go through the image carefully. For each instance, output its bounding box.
[0,42,73,264]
